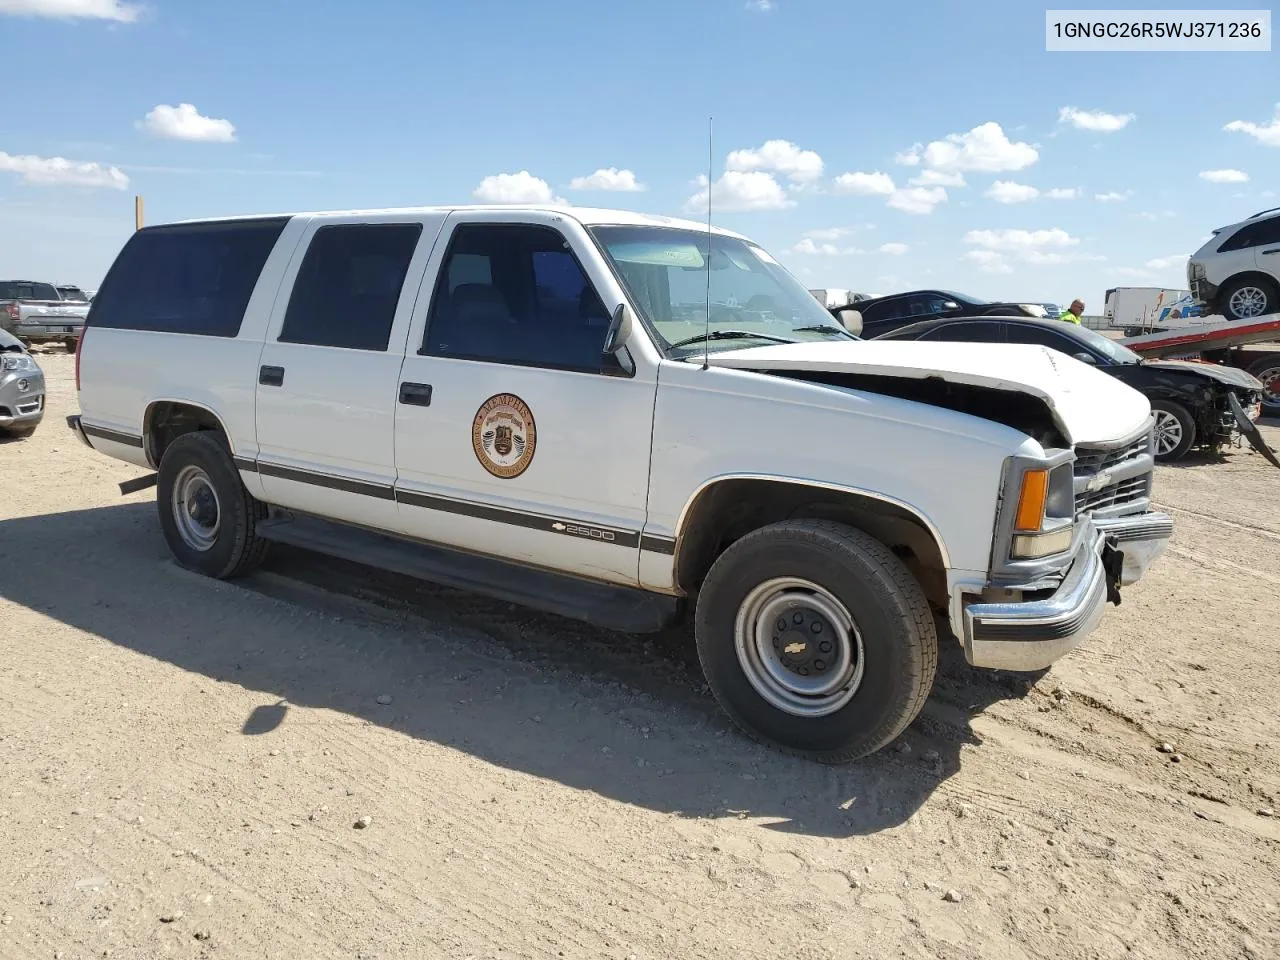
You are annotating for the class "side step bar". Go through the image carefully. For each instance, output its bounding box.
[256,511,682,635]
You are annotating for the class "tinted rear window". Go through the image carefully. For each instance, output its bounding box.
[0,281,61,301]
[88,218,289,337]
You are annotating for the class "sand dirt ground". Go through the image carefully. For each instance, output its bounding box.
[2,350,1277,960]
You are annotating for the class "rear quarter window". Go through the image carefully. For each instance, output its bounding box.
[88,218,289,337]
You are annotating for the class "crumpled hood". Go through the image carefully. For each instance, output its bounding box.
[703,340,1152,446]
[1144,358,1264,391]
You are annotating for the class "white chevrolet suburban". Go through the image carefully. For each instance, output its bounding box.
[68,205,1173,761]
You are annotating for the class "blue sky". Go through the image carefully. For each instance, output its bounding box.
[1,0,1277,308]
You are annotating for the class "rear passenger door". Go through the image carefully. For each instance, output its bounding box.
[253,215,446,531]
[393,212,659,585]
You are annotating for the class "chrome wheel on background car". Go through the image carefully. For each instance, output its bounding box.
[170,464,222,551]
[733,577,865,718]
[1228,285,1269,319]
[1153,410,1184,457]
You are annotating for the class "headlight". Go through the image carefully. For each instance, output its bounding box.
[1009,462,1075,559]
[1,354,37,373]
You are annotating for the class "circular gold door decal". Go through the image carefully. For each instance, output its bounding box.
[472,393,537,479]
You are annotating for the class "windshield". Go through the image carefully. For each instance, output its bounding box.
[0,281,61,302]
[940,290,986,304]
[589,226,850,355]
[1070,324,1143,364]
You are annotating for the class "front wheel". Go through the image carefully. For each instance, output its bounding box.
[1151,400,1196,461]
[694,519,937,762]
[156,431,270,579]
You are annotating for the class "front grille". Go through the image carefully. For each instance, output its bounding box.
[1074,434,1149,475]
[1072,427,1154,520]
[1075,474,1150,515]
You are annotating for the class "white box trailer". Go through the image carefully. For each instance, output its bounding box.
[1103,286,1204,332]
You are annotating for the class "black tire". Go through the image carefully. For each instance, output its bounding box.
[64,337,78,353]
[1220,276,1279,321]
[1246,354,1280,416]
[156,431,270,579]
[694,519,937,763]
[1150,399,1196,461]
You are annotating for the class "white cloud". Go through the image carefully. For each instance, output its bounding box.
[684,171,793,213]
[877,242,909,255]
[0,150,129,189]
[894,145,923,166]
[725,139,823,184]
[886,185,947,214]
[1263,190,1277,199]
[745,0,774,9]
[986,180,1040,204]
[473,170,559,204]
[803,227,853,241]
[1058,106,1135,132]
[568,167,645,192]
[1199,168,1249,184]
[1095,190,1130,202]
[963,228,1082,272]
[901,122,1038,174]
[908,169,965,187]
[139,103,236,143]
[1145,254,1186,270]
[1224,104,1280,147]
[964,250,1014,274]
[832,170,895,196]
[788,238,861,256]
[0,0,140,20]
[1045,187,1079,199]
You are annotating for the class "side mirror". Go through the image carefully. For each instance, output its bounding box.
[837,308,863,336]
[603,302,634,355]
[1073,351,1097,365]
[941,300,961,314]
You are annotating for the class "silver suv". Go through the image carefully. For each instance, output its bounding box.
[1188,207,1280,320]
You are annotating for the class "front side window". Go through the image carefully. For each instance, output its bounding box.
[280,223,423,351]
[589,225,850,356]
[89,218,288,337]
[422,223,614,373]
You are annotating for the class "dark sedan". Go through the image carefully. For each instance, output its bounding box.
[878,315,1264,462]
[828,289,1046,339]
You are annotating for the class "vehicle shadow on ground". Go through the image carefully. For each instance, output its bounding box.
[0,501,1041,839]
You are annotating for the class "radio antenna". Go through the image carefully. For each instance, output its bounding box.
[703,115,713,371]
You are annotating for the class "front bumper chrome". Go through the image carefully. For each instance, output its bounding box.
[962,511,1173,672]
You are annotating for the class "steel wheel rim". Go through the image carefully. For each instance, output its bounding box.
[733,576,865,718]
[1153,410,1183,455]
[171,464,221,552]
[1228,286,1268,319]
[1257,366,1280,407]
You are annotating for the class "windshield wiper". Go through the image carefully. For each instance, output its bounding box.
[667,329,796,351]
[792,324,855,338]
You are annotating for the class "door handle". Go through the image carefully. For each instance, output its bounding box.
[398,381,433,406]
[259,365,285,387]
[1261,248,1280,255]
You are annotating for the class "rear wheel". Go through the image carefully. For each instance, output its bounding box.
[1221,277,1279,321]
[64,337,78,353]
[156,431,269,578]
[1151,400,1196,461]
[694,519,937,762]
[1246,354,1280,416]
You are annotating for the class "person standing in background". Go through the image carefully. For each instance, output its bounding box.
[1058,299,1084,324]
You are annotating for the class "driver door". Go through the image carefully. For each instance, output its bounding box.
[392,213,659,585]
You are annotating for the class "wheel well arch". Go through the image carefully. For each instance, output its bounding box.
[1222,271,1280,293]
[672,477,951,611]
[142,400,232,468]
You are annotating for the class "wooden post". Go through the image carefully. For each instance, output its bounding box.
[134,195,144,231]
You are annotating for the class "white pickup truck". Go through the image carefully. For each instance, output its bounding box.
[68,205,1172,761]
